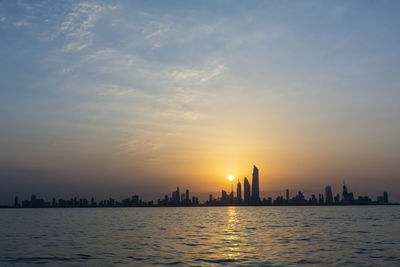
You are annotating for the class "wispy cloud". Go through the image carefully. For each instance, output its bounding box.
[139,11,151,18]
[144,21,169,38]
[170,63,227,83]
[137,20,170,48]
[59,2,104,52]
[14,20,31,27]
[192,24,216,34]
[99,85,154,99]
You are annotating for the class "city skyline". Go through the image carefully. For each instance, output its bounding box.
[1,172,397,206]
[6,181,393,208]
[1,1,400,203]
[3,165,395,207]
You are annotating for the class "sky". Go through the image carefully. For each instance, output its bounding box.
[1,0,400,204]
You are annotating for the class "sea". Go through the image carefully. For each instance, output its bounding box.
[1,206,399,266]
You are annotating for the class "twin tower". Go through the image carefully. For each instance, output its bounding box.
[236,165,260,204]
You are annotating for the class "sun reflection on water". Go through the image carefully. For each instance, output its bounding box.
[224,206,241,259]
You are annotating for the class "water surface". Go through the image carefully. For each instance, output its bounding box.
[1,206,399,266]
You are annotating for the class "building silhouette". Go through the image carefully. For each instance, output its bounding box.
[325,186,333,205]
[286,189,289,204]
[318,194,324,205]
[229,190,234,202]
[243,177,251,204]
[171,187,180,204]
[237,180,242,203]
[310,194,317,205]
[14,196,19,208]
[334,193,340,204]
[342,184,354,204]
[251,165,260,203]
[186,189,190,204]
[132,195,139,206]
[221,190,228,202]
[378,192,389,204]
[383,192,388,204]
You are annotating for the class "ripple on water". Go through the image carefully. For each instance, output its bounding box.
[296,259,323,264]
[195,258,240,263]
[1,256,75,264]
[0,206,399,266]
[184,243,202,247]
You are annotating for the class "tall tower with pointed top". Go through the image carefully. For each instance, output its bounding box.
[251,165,260,203]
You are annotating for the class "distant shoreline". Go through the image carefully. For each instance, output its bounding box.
[1,203,398,209]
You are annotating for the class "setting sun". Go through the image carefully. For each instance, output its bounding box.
[229,175,235,181]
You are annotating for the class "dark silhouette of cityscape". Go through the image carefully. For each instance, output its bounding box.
[4,165,393,208]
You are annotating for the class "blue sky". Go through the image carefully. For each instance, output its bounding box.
[1,0,400,203]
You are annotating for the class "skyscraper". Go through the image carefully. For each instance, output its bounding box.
[383,192,388,204]
[186,189,190,204]
[244,177,251,204]
[334,193,340,204]
[221,190,228,201]
[318,194,324,205]
[251,165,260,203]
[14,196,19,208]
[237,181,242,203]
[325,186,333,205]
[286,189,289,203]
[342,183,354,204]
[176,187,180,203]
